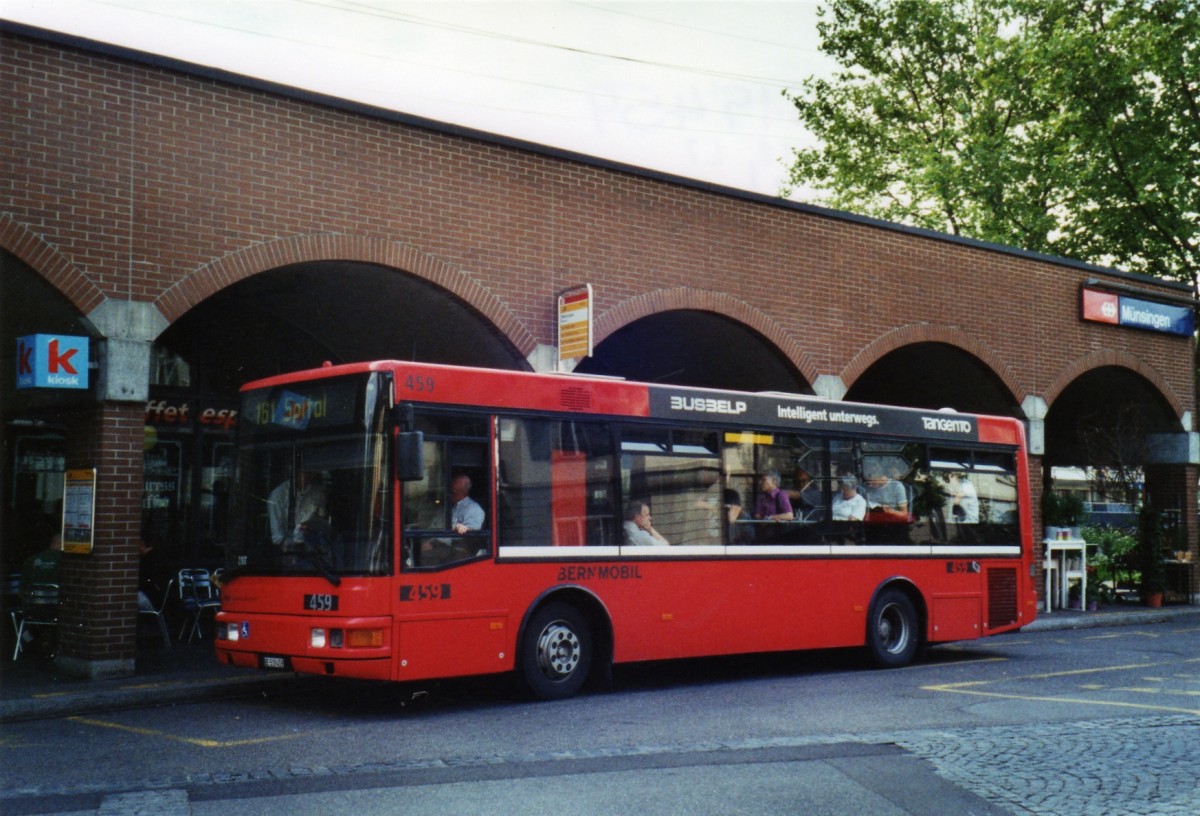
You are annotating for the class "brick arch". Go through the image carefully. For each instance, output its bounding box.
[0,215,106,316]
[153,233,539,357]
[1046,349,1186,422]
[841,323,1024,405]
[595,288,819,385]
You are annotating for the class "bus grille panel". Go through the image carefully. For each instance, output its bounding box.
[987,567,1019,628]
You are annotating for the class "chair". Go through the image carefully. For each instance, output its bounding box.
[137,577,173,648]
[177,569,221,642]
[11,582,60,660]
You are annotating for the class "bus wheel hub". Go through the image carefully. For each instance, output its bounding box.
[538,623,580,677]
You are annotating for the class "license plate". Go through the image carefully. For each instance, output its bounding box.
[261,655,288,670]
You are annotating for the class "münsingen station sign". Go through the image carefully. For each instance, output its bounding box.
[1081,286,1194,337]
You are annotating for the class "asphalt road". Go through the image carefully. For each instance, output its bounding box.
[3,616,1198,815]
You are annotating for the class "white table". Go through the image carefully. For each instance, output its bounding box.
[1043,537,1087,613]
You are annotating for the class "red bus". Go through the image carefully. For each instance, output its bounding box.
[214,361,1037,698]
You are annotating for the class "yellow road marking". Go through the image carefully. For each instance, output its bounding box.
[922,687,1200,716]
[922,658,1200,716]
[1020,662,1162,680]
[69,716,304,748]
[1113,687,1200,697]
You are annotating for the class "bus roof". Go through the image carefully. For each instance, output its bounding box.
[241,360,1025,447]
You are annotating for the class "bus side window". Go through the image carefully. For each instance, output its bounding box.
[402,412,491,569]
[860,444,918,545]
[498,417,616,547]
[622,427,721,546]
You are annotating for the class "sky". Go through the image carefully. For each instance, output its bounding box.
[3,0,836,197]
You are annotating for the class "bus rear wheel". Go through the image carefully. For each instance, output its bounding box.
[866,588,919,668]
[520,602,593,700]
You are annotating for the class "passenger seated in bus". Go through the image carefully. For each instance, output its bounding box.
[753,470,794,521]
[786,466,822,521]
[863,464,908,521]
[831,476,867,521]
[624,501,669,545]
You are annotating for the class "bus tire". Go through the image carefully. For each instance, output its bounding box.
[520,602,593,700]
[866,588,919,668]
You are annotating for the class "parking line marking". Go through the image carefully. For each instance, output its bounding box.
[69,716,305,748]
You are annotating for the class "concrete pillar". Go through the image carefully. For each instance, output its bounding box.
[1021,396,1047,456]
[527,343,560,374]
[813,375,846,401]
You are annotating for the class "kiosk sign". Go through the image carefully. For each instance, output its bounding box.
[16,334,89,390]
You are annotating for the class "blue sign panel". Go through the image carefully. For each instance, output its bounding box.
[1118,297,1193,336]
[16,334,89,390]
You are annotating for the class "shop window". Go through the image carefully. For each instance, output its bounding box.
[151,345,191,387]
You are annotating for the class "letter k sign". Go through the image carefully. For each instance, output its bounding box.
[48,338,79,374]
[16,334,89,390]
[18,339,33,376]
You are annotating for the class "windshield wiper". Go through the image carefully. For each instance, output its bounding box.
[297,547,342,587]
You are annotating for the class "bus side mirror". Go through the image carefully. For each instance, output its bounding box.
[395,431,425,482]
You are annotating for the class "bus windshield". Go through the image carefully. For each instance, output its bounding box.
[226,372,392,579]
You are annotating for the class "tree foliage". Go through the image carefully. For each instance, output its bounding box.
[784,0,1200,286]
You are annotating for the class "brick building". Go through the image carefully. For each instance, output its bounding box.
[2,24,1196,678]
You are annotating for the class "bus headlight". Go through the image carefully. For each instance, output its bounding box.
[311,628,326,648]
[219,623,239,642]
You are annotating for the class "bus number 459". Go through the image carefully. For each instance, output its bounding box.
[304,593,338,611]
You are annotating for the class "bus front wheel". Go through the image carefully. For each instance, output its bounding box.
[520,602,593,700]
[866,588,919,668]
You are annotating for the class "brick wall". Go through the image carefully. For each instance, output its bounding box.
[2,30,1193,417]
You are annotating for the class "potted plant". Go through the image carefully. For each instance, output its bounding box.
[1136,506,1168,607]
[1042,491,1086,539]
[1082,525,1137,604]
[1084,574,1100,611]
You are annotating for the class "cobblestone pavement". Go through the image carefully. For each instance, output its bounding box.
[9,716,1198,815]
[890,715,1200,815]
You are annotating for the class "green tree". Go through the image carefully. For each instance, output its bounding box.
[784,0,1199,286]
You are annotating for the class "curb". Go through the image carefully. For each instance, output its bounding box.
[0,673,303,724]
[1022,606,1200,632]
